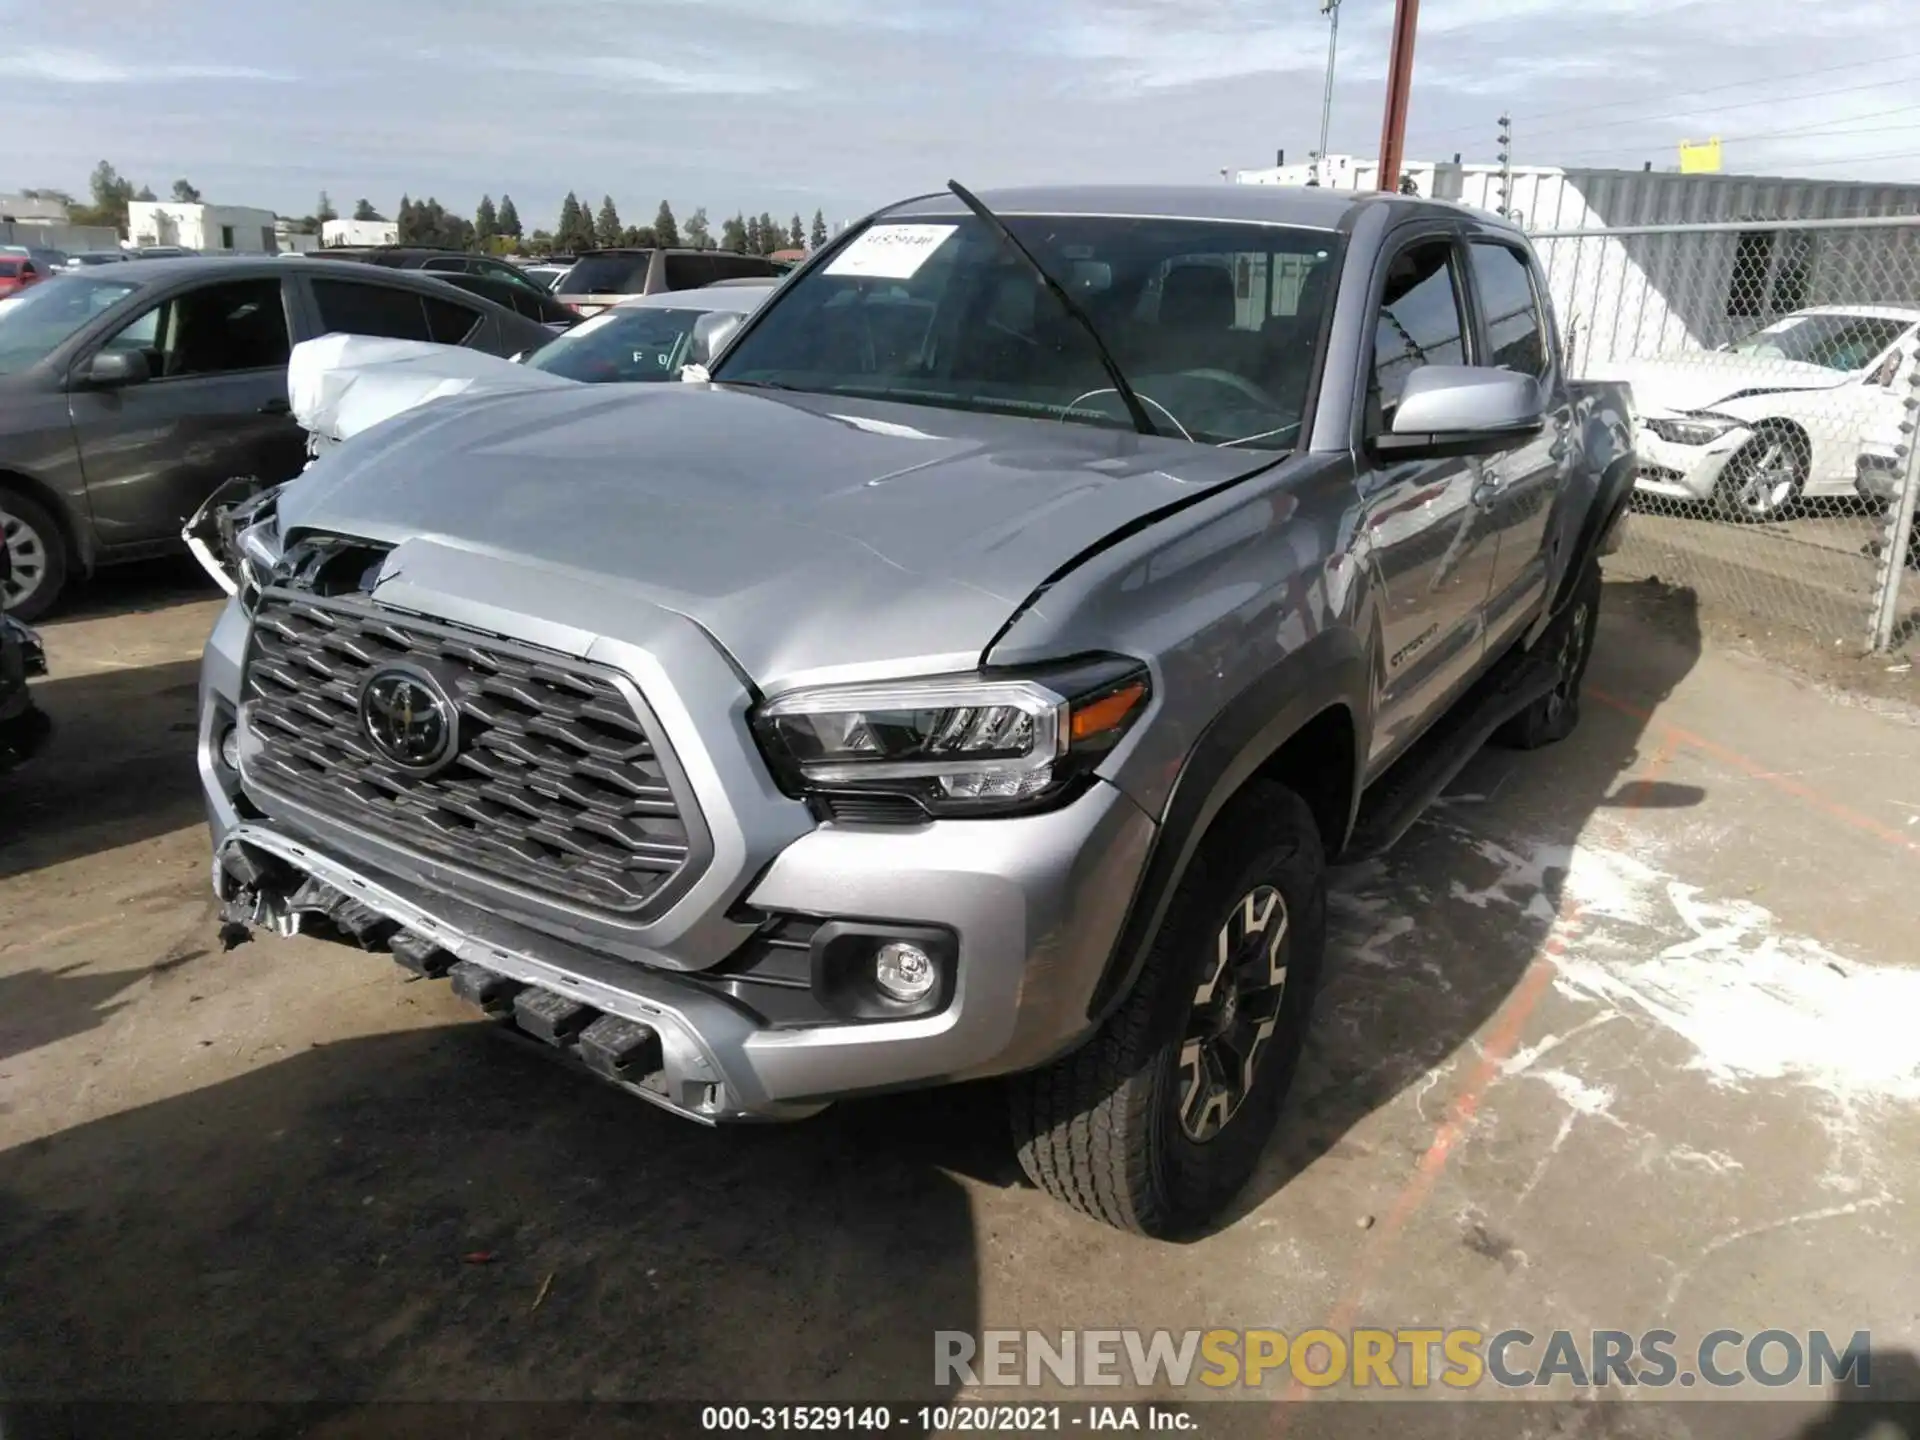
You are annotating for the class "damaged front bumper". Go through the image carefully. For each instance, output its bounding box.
[214,824,822,1124]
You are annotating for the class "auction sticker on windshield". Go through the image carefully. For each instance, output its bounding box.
[825,224,956,279]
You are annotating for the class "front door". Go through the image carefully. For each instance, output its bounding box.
[1362,235,1504,774]
[68,276,303,552]
[1465,239,1567,651]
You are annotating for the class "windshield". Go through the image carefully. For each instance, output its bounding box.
[712,214,1340,450]
[525,305,722,382]
[1731,313,1912,372]
[556,253,653,296]
[0,274,141,375]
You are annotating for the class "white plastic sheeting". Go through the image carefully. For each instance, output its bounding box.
[288,335,575,455]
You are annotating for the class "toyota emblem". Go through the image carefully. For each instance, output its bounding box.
[359,665,459,775]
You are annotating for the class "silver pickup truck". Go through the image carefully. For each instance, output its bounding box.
[195,184,1633,1236]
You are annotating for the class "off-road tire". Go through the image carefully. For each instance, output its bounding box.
[0,488,68,623]
[1493,559,1601,751]
[1009,781,1327,1238]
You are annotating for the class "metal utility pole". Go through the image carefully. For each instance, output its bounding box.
[1317,0,1342,168]
[1376,0,1421,192]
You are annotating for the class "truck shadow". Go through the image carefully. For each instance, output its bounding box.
[0,657,206,879]
[0,1025,977,1428]
[1224,577,1705,1229]
[45,554,220,625]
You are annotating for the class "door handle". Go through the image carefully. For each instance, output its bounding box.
[258,398,291,416]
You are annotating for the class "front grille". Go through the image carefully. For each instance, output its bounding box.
[243,594,698,917]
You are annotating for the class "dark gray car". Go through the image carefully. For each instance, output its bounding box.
[0,257,553,618]
[199,184,1634,1236]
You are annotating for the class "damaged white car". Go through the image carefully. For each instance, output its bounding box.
[1601,306,1919,521]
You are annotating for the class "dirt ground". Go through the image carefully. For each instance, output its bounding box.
[3,560,1919,1438]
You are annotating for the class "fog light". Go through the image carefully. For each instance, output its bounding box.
[872,941,936,1003]
[219,724,241,771]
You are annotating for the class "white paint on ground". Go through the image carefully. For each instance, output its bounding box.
[1400,820,1920,1103]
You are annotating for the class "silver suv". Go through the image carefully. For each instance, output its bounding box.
[198,184,1632,1235]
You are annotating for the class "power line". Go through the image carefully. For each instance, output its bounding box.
[1422,46,1920,140]
[1515,73,1920,146]
[1735,148,1920,172]
[1535,106,1920,165]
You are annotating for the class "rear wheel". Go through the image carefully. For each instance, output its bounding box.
[1009,782,1326,1237]
[1,490,68,622]
[1494,560,1600,751]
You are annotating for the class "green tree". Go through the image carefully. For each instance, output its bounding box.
[653,200,679,248]
[475,194,497,243]
[720,213,748,253]
[316,191,337,224]
[395,196,474,249]
[596,195,622,248]
[809,209,828,250]
[758,213,779,255]
[683,206,711,250]
[788,214,805,250]
[133,185,156,202]
[527,228,554,256]
[743,214,763,254]
[497,194,523,240]
[353,198,384,222]
[556,192,595,252]
[72,160,138,229]
[171,178,202,203]
[621,225,658,248]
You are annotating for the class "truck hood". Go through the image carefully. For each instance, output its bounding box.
[276,382,1279,686]
[1588,354,1846,414]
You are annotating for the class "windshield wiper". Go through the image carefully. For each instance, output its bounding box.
[945,179,1157,439]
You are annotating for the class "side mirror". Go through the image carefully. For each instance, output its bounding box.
[1375,365,1545,460]
[687,311,744,368]
[84,349,151,388]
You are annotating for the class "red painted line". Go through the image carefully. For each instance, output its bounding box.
[1271,750,1674,1423]
[1590,687,1920,857]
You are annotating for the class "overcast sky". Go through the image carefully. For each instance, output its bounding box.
[2,0,1915,232]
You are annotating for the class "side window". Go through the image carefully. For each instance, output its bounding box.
[422,257,467,273]
[717,255,776,282]
[664,254,718,289]
[103,278,291,378]
[1368,239,1468,432]
[1468,242,1548,378]
[312,279,433,342]
[423,294,482,345]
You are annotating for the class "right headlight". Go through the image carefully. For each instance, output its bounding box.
[1644,413,1742,447]
[751,655,1152,817]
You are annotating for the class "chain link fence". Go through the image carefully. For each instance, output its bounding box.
[1532,216,1920,655]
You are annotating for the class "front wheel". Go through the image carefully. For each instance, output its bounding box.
[1714,428,1807,522]
[1,490,68,623]
[1009,782,1326,1237]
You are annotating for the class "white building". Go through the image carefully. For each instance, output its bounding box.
[1235,155,1920,369]
[127,201,279,254]
[322,218,398,247]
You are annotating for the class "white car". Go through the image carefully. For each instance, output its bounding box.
[1601,305,1919,520]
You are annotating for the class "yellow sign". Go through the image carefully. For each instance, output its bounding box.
[1680,138,1722,174]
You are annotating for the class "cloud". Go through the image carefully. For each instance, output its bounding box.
[442,45,805,95]
[0,47,292,83]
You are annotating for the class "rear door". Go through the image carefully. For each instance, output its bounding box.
[1463,236,1568,653]
[303,275,488,348]
[1358,229,1505,775]
[68,275,303,551]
